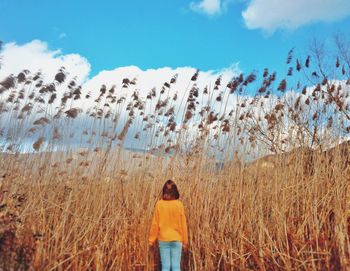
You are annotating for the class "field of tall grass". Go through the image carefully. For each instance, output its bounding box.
[0,39,349,270]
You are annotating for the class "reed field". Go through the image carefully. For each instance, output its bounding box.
[0,40,350,270]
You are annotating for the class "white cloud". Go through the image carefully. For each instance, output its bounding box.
[1,40,349,155]
[0,40,90,84]
[83,64,240,118]
[0,40,242,153]
[190,0,222,16]
[0,39,241,119]
[242,0,350,32]
[85,65,239,98]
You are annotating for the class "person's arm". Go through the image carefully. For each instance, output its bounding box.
[180,202,188,247]
[149,202,159,245]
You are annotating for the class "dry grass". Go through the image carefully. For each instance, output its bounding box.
[0,145,349,270]
[0,40,350,270]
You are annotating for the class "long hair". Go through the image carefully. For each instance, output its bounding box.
[162,179,180,200]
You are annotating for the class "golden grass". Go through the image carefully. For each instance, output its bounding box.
[0,145,349,270]
[1,40,350,270]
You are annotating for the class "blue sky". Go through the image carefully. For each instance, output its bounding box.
[1,0,350,77]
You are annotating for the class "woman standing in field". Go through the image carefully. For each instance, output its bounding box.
[149,180,188,271]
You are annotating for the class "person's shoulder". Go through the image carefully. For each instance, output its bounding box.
[154,199,162,208]
[175,199,185,208]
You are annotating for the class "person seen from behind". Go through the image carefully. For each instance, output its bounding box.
[149,180,188,271]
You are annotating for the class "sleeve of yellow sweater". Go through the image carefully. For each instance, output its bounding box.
[180,202,188,246]
[149,202,159,245]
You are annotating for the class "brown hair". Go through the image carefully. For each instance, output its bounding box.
[162,180,180,200]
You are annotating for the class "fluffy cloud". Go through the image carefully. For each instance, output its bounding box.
[0,40,90,84]
[0,40,240,92]
[242,0,350,32]
[1,40,348,155]
[190,0,222,16]
[84,64,240,105]
[0,40,240,111]
[0,40,242,153]
[190,0,350,32]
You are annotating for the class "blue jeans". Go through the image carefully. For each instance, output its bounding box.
[159,241,182,271]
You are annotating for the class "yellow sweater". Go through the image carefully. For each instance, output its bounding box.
[149,199,188,245]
